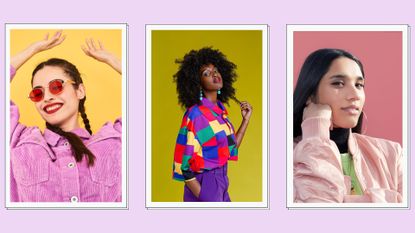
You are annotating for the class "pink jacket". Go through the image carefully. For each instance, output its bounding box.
[294,116,402,203]
[10,67,122,202]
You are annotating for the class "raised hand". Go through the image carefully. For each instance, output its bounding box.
[81,38,121,74]
[234,100,252,148]
[239,101,253,122]
[30,30,66,53]
[11,30,66,71]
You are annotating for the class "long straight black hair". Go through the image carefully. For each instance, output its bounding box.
[293,48,365,138]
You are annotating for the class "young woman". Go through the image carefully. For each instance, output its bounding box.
[10,31,122,202]
[293,48,402,203]
[172,47,253,202]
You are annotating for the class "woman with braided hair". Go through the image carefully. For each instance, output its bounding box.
[10,31,122,202]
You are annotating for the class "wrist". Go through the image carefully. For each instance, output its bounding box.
[28,43,43,55]
[301,116,331,140]
[107,57,122,73]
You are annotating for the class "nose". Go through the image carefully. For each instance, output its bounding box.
[212,70,218,78]
[346,85,362,101]
[42,88,55,102]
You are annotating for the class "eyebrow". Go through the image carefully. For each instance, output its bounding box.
[330,74,365,81]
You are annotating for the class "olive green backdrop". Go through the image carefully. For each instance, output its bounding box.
[151,30,263,202]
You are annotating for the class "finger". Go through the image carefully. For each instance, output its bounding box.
[86,38,94,51]
[98,40,105,50]
[53,34,66,46]
[43,33,50,41]
[241,102,251,108]
[81,45,90,56]
[50,30,62,42]
[53,30,63,37]
[90,38,97,50]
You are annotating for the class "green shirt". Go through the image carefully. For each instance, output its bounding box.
[340,153,363,195]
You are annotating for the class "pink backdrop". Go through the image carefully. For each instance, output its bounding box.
[293,31,403,145]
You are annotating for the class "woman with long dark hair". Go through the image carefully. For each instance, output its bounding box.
[293,48,402,203]
[10,31,122,202]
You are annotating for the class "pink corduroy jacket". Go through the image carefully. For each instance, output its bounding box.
[10,66,122,202]
[294,116,403,203]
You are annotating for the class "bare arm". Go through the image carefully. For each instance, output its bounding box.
[235,101,253,148]
[82,38,122,74]
[11,30,66,72]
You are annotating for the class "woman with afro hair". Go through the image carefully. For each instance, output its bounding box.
[172,47,253,202]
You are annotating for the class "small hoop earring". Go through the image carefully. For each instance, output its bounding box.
[199,89,203,101]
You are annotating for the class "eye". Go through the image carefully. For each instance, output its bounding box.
[32,88,43,97]
[331,81,344,87]
[202,70,211,77]
[356,83,365,89]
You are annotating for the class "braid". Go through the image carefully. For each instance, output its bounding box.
[46,122,96,166]
[33,58,96,166]
[79,98,92,135]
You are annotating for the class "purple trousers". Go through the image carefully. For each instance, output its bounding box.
[183,164,231,202]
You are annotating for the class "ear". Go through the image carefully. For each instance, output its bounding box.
[76,83,86,100]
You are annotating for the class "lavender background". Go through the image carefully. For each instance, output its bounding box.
[0,0,413,232]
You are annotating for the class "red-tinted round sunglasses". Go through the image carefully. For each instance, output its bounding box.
[29,79,76,102]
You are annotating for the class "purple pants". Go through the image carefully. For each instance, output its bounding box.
[183,164,231,202]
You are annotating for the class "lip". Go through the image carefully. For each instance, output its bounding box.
[341,105,360,115]
[213,76,222,84]
[43,103,63,114]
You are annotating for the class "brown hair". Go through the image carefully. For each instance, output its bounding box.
[32,58,95,166]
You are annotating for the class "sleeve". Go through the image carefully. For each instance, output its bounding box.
[397,144,403,198]
[10,65,16,79]
[361,141,403,203]
[293,116,348,203]
[113,117,122,133]
[10,164,19,201]
[10,66,26,148]
[172,111,201,182]
[10,66,22,202]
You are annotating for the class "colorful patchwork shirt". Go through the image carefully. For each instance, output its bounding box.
[173,97,238,181]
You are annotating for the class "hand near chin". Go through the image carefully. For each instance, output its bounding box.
[81,38,122,74]
[303,101,333,130]
[30,30,66,53]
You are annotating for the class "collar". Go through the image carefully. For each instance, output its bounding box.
[44,127,91,146]
[347,130,359,158]
[330,128,349,153]
[347,131,367,191]
[200,97,227,115]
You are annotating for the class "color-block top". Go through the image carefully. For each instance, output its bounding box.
[10,66,122,202]
[173,97,238,181]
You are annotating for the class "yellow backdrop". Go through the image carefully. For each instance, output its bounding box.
[10,29,122,133]
[151,30,263,202]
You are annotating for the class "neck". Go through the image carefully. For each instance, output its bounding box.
[203,90,218,104]
[330,128,350,153]
[58,114,81,132]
